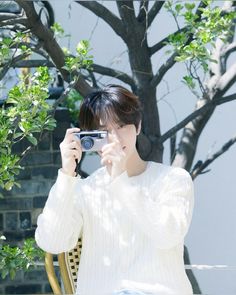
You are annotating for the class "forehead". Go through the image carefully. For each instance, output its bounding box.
[99,119,122,129]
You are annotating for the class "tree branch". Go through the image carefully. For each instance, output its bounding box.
[147,1,165,28]
[159,93,236,144]
[15,1,64,69]
[149,26,188,55]
[0,17,26,27]
[10,42,48,59]
[216,62,236,95]
[195,1,208,16]
[75,1,125,40]
[191,134,236,179]
[51,81,77,113]
[208,38,226,87]
[13,59,54,68]
[151,1,208,87]
[0,13,22,21]
[150,52,177,87]
[171,1,236,170]
[0,52,30,80]
[208,2,236,90]
[222,41,236,56]
[116,1,136,23]
[92,63,135,87]
[216,93,236,104]
[13,59,135,88]
[137,0,149,23]
[16,0,92,97]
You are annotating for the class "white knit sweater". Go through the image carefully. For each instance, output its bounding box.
[35,161,194,295]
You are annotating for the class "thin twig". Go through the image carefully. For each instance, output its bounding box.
[191,134,236,179]
[159,93,236,144]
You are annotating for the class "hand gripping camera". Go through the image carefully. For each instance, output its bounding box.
[74,130,108,152]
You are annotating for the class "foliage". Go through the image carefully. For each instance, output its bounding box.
[0,15,94,191]
[0,236,44,280]
[62,40,93,76]
[0,31,32,65]
[50,24,93,122]
[0,67,57,191]
[63,89,83,124]
[165,0,236,94]
[0,18,94,280]
[51,22,93,74]
[51,22,66,38]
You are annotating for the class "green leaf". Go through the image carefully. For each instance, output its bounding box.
[14,182,21,188]
[1,268,9,279]
[175,4,183,14]
[184,3,195,11]
[13,132,23,140]
[20,45,28,51]
[51,22,65,36]
[9,268,16,280]
[4,181,14,191]
[2,37,13,46]
[26,135,38,146]
[182,75,196,89]
[76,40,89,53]
[6,97,19,105]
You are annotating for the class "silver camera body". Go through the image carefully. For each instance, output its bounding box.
[74,130,108,152]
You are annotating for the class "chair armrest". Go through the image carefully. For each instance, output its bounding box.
[58,253,74,294]
[45,252,62,295]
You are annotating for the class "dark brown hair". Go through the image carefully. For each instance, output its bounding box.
[79,84,142,130]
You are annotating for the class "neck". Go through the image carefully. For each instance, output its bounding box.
[125,149,148,177]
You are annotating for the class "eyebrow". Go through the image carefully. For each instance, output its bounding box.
[99,121,125,129]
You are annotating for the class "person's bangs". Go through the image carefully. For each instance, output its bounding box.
[94,102,121,129]
[79,95,121,130]
[79,85,142,131]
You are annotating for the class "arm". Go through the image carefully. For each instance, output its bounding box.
[35,169,84,254]
[110,167,194,249]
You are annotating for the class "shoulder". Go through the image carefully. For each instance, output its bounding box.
[150,161,191,178]
[148,163,194,203]
[163,165,193,196]
[165,164,191,179]
[148,161,193,189]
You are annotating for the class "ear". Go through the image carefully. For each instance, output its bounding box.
[136,120,141,135]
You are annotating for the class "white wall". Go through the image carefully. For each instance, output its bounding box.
[52,1,236,294]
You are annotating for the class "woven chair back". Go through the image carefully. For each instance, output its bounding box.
[45,237,83,294]
[64,237,83,293]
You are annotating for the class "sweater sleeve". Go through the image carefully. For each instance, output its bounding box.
[109,166,194,250]
[35,169,84,254]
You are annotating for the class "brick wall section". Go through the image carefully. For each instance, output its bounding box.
[0,108,70,294]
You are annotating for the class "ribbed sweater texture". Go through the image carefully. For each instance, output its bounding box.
[35,161,194,295]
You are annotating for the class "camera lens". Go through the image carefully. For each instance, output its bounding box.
[81,136,94,150]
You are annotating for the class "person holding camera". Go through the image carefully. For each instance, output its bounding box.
[35,85,194,295]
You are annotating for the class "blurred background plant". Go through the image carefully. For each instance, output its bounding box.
[0,66,56,192]
[0,235,44,280]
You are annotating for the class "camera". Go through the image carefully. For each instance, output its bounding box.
[74,130,108,152]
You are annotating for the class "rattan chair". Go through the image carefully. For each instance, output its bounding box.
[45,237,83,294]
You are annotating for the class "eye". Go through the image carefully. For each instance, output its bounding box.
[98,125,107,131]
